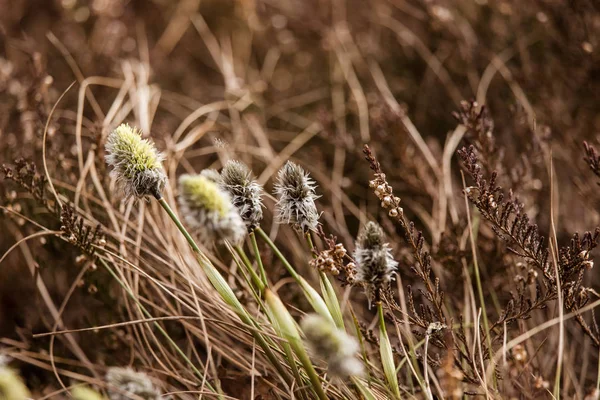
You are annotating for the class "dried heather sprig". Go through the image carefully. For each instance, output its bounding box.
[353,221,397,303]
[178,174,246,245]
[274,161,320,232]
[220,160,264,230]
[301,313,364,379]
[105,123,167,199]
[106,367,160,400]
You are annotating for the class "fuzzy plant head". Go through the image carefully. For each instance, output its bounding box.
[178,174,246,246]
[301,313,364,379]
[200,168,222,183]
[353,221,398,304]
[0,364,31,400]
[220,160,264,230]
[106,367,160,400]
[72,386,105,400]
[274,161,320,232]
[105,123,167,200]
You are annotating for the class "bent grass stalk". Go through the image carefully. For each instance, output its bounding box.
[233,243,265,294]
[226,241,263,302]
[306,232,346,330]
[378,302,401,399]
[256,227,335,324]
[156,196,292,385]
[351,376,377,400]
[265,289,328,400]
[250,231,268,287]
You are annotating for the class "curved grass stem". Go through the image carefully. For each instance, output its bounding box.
[250,231,268,287]
[378,302,401,399]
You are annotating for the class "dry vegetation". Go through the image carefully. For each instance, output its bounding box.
[1,0,600,398]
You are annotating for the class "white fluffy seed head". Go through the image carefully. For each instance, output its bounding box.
[219,160,264,230]
[178,174,246,246]
[353,221,398,304]
[200,168,223,183]
[105,124,167,200]
[105,367,160,400]
[274,161,320,232]
[301,313,364,379]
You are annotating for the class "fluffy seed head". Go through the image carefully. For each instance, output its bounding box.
[0,365,31,400]
[301,314,364,379]
[106,367,160,400]
[105,124,167,199]
[274,161,320,232]
[178,174,246,245]
[200,168,222,183]
[72,386,105,400]
[354,221,397,303]
[220,160,264,230]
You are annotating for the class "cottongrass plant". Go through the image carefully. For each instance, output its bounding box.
[105,123,167,200]
[106,367,160,400]
[219,160,264,230]
[269,161,346,329]
[178,173,246,246]
[72,386,105,400]
[104,123,293,390]
[301,313,364,379]
[354,221,401,398]
[0,359,30,400]
[274,161,320,232]
[205,160,339,324]
[354,221,398,305]
[199,168,222,183]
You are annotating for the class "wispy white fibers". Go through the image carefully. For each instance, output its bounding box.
[354,221,398,305]
[274,161,320,232]
[220,160,264,230]
[301,313,364,379]
[106,367,160,400]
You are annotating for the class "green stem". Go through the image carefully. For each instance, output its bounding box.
[156,197,292,385]
[234,244,264,293]
[305,231,315,253]
[378,303,401,399]
[157,197,202,253]
[98,258,214,392]
[318,270,345,330]
[250,231,268,287]
[265,290,328,400]
[305,232,345,329]
[256,227,300,280]
[256,227,333,323]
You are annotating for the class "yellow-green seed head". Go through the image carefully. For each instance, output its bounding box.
[0,366,31,400]
[72,386,106,400]
[178,174,246,245]
[105,123,167,199]
[179,175,228,217]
